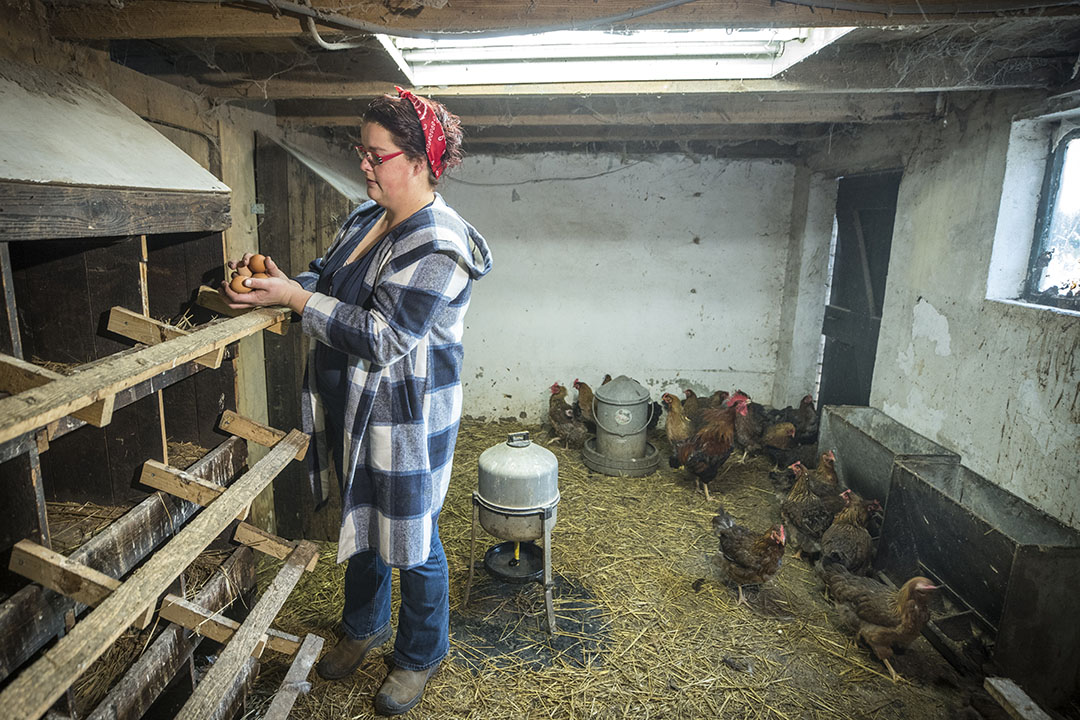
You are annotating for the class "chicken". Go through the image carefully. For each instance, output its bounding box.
[806,453,846,518]
[726,392,767,461]
[682,389,703,425]
[821,490,875,575]
[711,509,786,605]
[762,422,795,451]
[572,378,597,431]
[780,462,833,559]
[662,394,736,501]
[793,394,819,444]
[601,374,613,385]
[824,569,938,681]
[548,383,588,448]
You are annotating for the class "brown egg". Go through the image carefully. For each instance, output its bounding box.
[251,272,269,279]
[235,264,252,278]
[229,275,252,294]
[248,254,267,273]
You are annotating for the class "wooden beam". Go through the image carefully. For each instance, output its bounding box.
[0,429,306,720]
[0,182,230,241]
[85,547,256,720]
[0,307,290,446]
[0,355,115,427]
[48,0,1080,42]
[8,541,154,629]
[0,436,245,684]
[984,677,1053,720]
[175,540,320,720]
[140,459,316,569]
[0,348,225,464]
[218,409,308,461]
[107,307,224,369]
[261,633,325,720]
[233,521,320,571]
[196,284,288,335]
[158,594,303,655]
[285,95,942,128]
[140,459,229,508]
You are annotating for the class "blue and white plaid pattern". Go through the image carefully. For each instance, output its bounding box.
[295,195,492,568]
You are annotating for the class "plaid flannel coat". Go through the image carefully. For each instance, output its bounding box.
[294,194,492,568]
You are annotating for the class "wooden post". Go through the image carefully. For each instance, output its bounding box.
[139,234,169,467]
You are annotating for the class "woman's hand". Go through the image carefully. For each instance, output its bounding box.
[219,254,311,313]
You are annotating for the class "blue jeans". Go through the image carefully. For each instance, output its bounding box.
[341,522,450,671]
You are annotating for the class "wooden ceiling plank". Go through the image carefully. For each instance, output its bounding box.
[48,0,1051,41]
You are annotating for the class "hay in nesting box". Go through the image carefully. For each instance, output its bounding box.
[242,420,971,719]
[46,501,131,555]
[168,440,210,470]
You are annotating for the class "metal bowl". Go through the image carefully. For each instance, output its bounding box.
[483,541,544,584]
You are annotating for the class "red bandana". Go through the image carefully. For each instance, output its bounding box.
[396,86,447,179]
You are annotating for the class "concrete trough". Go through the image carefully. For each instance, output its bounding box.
[818,405,960,505]
[880,458,1080,708]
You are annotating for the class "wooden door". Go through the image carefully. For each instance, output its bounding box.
[818,171,902,407]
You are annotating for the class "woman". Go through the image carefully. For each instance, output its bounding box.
[220,88,492,715]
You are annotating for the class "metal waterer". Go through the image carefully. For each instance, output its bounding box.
[464,431,559,633]
[582,375,661,476]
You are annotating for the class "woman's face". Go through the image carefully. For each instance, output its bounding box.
[359,122,425,207]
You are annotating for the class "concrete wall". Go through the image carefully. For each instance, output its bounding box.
[865,94,1080,531]
[441,152,828,421]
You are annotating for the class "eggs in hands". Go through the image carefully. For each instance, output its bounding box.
[228,254,269,294]
[229,274,252,294]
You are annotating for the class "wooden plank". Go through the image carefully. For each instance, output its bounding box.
[0,437,246,683]
[139,234,170,468]
[108,306,224,368]
[0,307,290,446]
[175,539,319,720]
[0,182,230,241]
[159,595,266,658]
[219,409,308,461]
[0,355,116,428]
[261,633,325,720]
[85,547,255,720]
[139,459,227,507]
[158,594,302,655]
[8,540,155,629]
[196,284,288,335]
[233,522,320,572]
[0,352,222,464]
[984,677,1053,720]
[0,431,303,720]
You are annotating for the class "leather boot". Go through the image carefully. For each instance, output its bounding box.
[315,625,392,680]
[373,661,441,715]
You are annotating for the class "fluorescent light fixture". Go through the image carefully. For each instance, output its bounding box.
[377,27,855,86]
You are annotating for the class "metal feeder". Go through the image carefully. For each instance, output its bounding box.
[464,431,559,634]
[582,374,661,477]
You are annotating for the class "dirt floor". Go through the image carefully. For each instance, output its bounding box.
[241,420,1012,720]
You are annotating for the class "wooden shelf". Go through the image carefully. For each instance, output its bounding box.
[0,305,290,447]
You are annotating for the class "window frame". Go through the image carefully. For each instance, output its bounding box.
[1023,125,1080,311]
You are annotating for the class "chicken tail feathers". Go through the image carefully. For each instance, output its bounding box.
[711,508,736,535]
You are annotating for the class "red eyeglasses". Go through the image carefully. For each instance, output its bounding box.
[353,144,405,166]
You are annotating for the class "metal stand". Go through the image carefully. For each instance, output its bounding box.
[463,493,557,635]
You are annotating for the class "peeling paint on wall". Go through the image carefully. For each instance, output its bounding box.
[912,298,951,357]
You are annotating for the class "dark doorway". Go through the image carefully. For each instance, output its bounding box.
[817,171,902,407]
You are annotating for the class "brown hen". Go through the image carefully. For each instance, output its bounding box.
[825,569,938,681]
[548,383,588,448]
[711,509,786,605]
[821,490,876,575]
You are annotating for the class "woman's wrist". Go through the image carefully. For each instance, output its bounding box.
[285,287,313,316]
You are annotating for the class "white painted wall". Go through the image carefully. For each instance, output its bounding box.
[868,93,1080,531]
[441,152,826,421]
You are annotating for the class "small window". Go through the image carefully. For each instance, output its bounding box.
[1026,128,1080,312]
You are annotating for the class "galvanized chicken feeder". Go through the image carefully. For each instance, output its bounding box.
[464,431,558,633]
[582,375,660,477]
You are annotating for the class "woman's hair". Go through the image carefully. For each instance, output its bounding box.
[363,93,464,184]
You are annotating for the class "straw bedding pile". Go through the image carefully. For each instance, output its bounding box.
[242,419,975,719]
